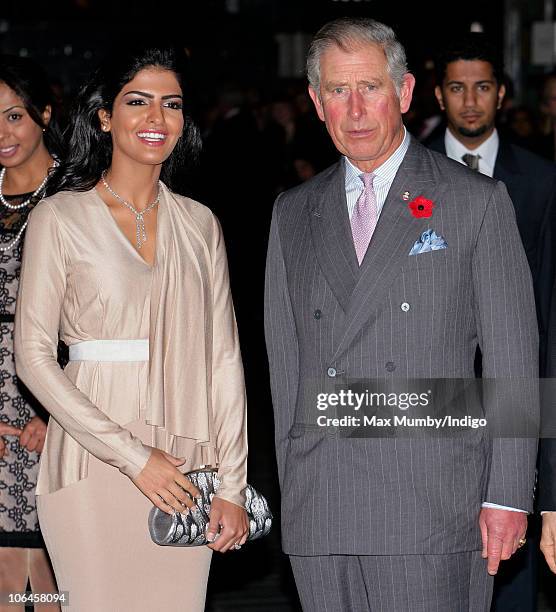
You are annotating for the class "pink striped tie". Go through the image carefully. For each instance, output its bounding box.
[351,172,378,265]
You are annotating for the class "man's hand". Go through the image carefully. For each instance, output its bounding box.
[0,422,22,458]
[18,416,47,453]
[479,507,527,575]
[206,497,249,553]
[540,512,556,573]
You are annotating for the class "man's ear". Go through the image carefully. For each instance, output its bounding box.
[497,83,506,110]
[308,85,325,122]
[434,85,445,111]
[399,73,416,114]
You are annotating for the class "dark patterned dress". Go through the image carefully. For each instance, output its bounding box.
[0,191,46,548]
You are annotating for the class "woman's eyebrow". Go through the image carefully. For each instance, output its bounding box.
[122,90,183,100]
[1,105,25,114]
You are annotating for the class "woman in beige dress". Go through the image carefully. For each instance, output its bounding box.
[14,47,249,611]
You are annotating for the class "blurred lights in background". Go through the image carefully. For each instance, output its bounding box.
[225,0,240,13]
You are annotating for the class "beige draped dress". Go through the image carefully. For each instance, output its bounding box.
[13,185,248,612]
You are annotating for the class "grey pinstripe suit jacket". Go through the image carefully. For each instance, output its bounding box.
[264,138,539,556]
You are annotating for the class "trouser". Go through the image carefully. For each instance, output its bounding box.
[289,551,493,612]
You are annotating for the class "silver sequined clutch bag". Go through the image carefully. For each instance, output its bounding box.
[148,466,273,547]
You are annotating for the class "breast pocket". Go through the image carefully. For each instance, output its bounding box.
[402,246,468,296]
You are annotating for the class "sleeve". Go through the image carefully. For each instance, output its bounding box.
[264,196,299,489]
[208,215,248,507]
[472,181,539,512]
[14,201,152,479]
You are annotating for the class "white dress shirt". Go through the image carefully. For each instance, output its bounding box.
[344,127,410,219]
[444,127,499,178]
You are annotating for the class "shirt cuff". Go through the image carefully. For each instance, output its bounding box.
[482,502,527,513]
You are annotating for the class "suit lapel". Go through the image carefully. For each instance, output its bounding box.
[331,139,445,362]
[309,162,359,312]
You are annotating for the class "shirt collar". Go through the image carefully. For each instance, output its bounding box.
[344,126,410,190]
[444,127,499,169]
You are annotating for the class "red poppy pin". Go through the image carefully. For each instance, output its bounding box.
[408,195,434,218]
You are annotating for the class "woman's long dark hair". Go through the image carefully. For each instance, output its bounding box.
[47,46,201,196]
[0,54,64,161]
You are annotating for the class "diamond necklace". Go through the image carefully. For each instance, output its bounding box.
[0,160,59,252]
[101,170,160,250]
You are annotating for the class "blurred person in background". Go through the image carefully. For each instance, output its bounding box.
[503,105,542,153]
[405,61,443,141]
[0,54,63,611]
[538,72,556,161]
[263,95,336,194]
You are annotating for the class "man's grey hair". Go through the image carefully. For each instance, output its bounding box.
[307,18,408,96]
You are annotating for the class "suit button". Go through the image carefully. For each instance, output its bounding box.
[314,309,322,320]
[385,362,396,372]
[327,367,337,377]
[401,302,410,312]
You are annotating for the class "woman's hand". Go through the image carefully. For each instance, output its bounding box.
[18,416,47,453]
[206,497,249,553]
[131,447,200,514]
[0,423,22,458]
[541,512,556,573]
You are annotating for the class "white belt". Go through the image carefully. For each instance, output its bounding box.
[68,339,149,362]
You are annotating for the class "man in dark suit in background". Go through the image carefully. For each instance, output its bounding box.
[427,33,556,612]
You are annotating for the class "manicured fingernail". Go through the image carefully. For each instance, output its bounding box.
[206,533,216,542]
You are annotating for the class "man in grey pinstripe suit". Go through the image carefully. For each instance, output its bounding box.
[264,17,539,612]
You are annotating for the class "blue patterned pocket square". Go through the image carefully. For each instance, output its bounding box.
[408,229,448,256]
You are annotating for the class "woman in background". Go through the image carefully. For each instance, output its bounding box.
[14,46,248,611]
[0,55,62,610]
